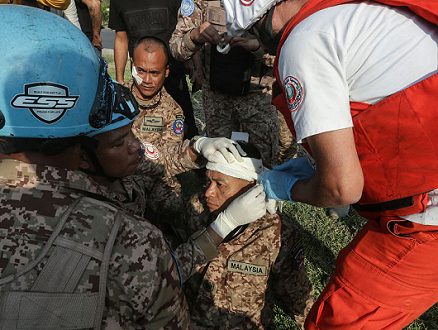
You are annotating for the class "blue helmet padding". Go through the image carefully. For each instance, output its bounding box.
[0,6,105,138]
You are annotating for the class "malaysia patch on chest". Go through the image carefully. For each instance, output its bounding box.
[141,116,164,133]
[283,76,303,113]
[227,260,267,276]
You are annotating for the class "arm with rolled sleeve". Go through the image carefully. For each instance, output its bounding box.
[169,1,204,61]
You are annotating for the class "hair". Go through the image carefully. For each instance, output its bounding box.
[132,36,170,66]
[234,140,262,160]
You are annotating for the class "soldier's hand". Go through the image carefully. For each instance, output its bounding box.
[190,22,223,45]
[193,136,246,163]
[210,184,266,238]
[228,36,260,52]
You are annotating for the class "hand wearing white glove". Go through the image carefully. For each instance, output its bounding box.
[193,136,246,163]
[210,184,266,238]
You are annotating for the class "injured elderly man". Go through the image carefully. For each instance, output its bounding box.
[182,141,314,330]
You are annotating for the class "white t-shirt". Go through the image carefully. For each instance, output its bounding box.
[277,1,438,224]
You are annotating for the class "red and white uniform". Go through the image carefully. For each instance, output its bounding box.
[270,1,438,329]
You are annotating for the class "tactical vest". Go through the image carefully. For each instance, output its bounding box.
[272,0,438,218]
[0,197,122,330]
[205,1,254,95]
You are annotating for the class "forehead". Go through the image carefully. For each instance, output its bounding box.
[133,46,166,65]
[96,123,133,146]
[206,169,248,186]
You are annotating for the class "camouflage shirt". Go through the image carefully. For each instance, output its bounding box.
[169,0,275,91]
[125,80,186,147]
[0,158,191,329]
[183,193,312,329]
[103,140,218,282]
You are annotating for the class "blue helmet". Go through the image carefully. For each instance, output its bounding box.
[0,5,138,139]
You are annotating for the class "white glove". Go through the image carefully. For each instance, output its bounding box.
[210,184,266,238]
[193,136,246,163]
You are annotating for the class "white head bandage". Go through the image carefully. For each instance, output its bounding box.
[206,150,264,182]
[222,0,282,37]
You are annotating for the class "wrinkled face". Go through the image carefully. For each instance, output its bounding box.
[132,46,169,99]
[205,169,254,215]
[93,123,142,178]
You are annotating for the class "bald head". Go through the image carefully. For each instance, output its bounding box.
[132,36,169,66]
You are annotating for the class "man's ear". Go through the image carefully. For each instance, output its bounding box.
[165,64,170,78]
[79,148,92,171]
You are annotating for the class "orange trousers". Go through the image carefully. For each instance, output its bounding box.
[305,217,438,330]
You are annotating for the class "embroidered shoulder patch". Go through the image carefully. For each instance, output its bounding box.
[227,260,267,276]
[142,142,160,160]
[173,119,184,135]
[283,76,303,113]
[181,0,195,16]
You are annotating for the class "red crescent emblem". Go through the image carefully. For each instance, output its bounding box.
[240,0,255,6]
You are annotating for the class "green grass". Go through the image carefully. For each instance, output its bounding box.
[102,53,438,330]
[104,54,132,82]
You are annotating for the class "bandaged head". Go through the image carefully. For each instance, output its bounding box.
[206,141,264,182]
[206,141,280,215]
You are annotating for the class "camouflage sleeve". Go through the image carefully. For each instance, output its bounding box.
[107,211,191,329]
[261,53,276,68]
[169,2,204,61]
[269,213,312,318]
[171,192,219,282]
[136,139,204,179]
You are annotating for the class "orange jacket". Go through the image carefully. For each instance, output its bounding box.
[272,0,438,217]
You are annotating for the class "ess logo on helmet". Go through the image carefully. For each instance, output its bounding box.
[11,83,79,124]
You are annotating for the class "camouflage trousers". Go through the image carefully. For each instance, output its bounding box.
[203,83,280,169]
[277,110,299,164]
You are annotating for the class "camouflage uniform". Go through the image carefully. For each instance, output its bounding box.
[125,79,188,225]
[104,139,219,282]
[170,1,297,168]
[182,193,313,329]
[126,80,186,147]
[0,158,190,329]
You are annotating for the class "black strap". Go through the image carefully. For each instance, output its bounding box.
[353,196,414,213]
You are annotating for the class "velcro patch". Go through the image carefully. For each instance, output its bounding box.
[227,260,267,276]
[142,116,165,132]
[143,116,163,126]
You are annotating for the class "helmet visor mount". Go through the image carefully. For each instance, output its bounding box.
[89,57,140,130]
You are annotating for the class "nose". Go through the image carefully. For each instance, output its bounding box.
[143,72,153,84]
[205,182,215,197]
[128,132,141,154]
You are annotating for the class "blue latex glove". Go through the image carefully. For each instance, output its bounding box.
[260,158,315,201]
